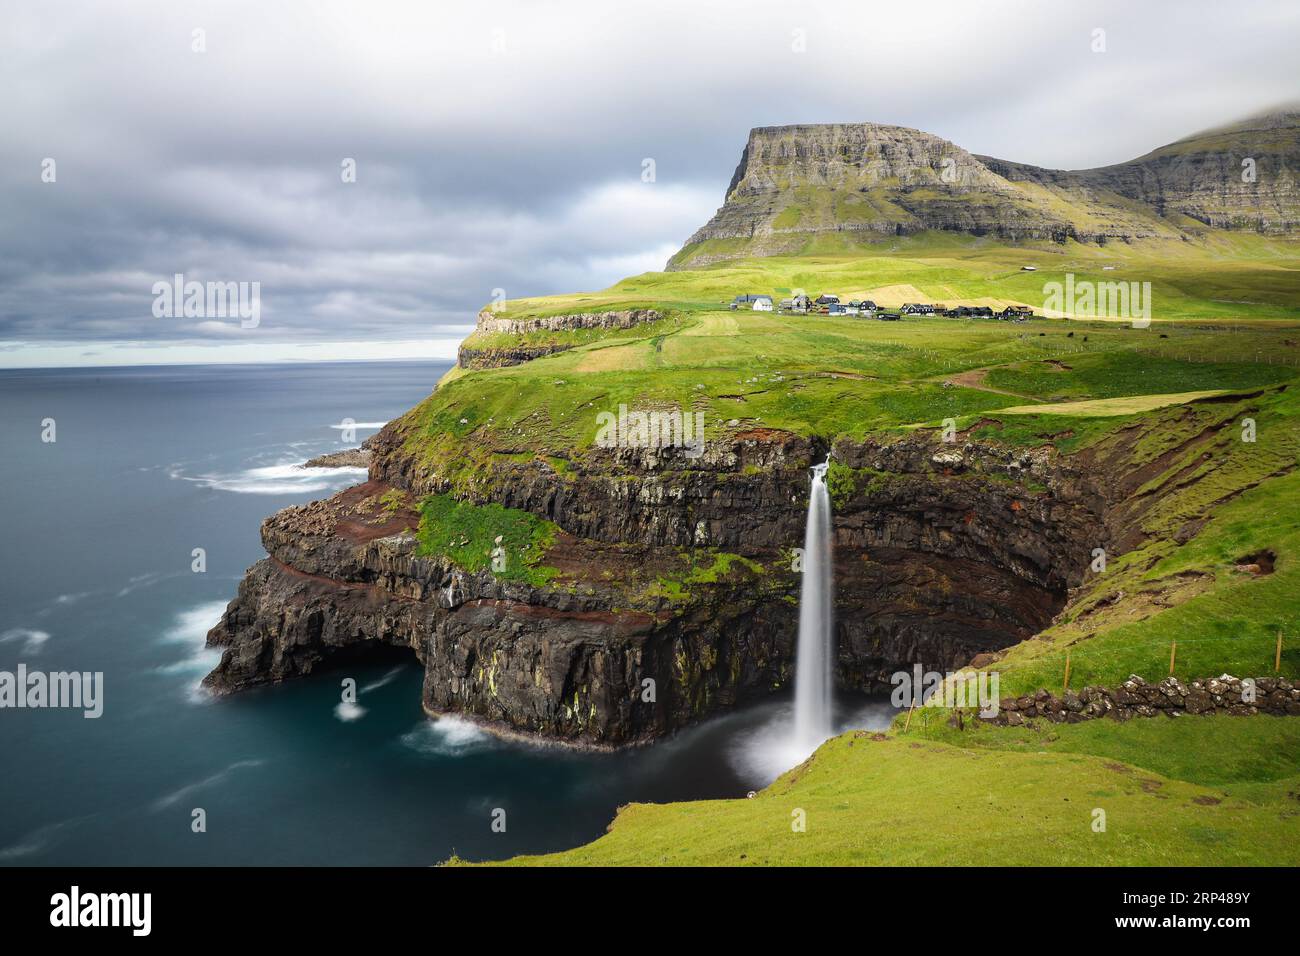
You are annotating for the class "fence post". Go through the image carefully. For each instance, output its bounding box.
[1169,640,1177,676]
[1277,631,1284,673]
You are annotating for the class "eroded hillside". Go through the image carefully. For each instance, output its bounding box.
[670,109,1300,269]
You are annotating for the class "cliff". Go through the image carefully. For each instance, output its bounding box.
[202,393,1256,747]
[669,109,1300,268]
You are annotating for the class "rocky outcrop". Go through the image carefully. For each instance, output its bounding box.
[304,447,370,468]
[979,675,1300,726]
[304,432,378,469]
[458,309,661,369]
[473,308,660,337]
[456,342,571,369]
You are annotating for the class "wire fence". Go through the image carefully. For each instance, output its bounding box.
[991,630,1295,693]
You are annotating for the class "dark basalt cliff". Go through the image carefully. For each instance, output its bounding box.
[202,409,1189,748]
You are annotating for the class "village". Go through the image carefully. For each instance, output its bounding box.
[728,292,1034,322]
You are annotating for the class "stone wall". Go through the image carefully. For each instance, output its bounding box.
[979,674,1300,727]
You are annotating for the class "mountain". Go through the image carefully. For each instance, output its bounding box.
[669,108,1300,269]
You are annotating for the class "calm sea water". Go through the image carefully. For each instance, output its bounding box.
[0,361,890,865]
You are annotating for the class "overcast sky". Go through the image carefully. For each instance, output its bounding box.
[2,0,1298,367]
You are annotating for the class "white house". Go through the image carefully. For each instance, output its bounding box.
[752,296,773,311]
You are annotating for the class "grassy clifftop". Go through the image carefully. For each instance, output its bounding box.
[412,236,1300,497]
[467,233,1300,326]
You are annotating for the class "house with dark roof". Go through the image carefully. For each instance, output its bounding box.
[779,293,810,313]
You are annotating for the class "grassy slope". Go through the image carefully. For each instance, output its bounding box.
[483,717,1300,866]
[973,388,1300,697]
[409,316,1297,502]
[497,233,1300,324]
[410,236,1300,866]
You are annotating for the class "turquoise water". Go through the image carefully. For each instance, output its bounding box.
[0,361,891,865]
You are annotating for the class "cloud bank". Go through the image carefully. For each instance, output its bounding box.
[2,0,1297,365]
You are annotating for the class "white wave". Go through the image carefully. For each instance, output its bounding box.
[54,591,94,605]
[361,665,406,693]
[0,815,92,860]
[172,460,367,495]
[162,601,228,645]
[151,759,265,811]
[0,834,49,861]
[116,570,176,597]
[0,628,50,655]
[400,716,493,756]
[331,665,409,721]
[38,591,97,618]
[334,700,367,722]
[155,601,227,702]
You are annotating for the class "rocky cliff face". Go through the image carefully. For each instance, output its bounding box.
[457,309,660,369]
[981,110,1300,236]
[202,403,1202,748]
[669,110,1300,268]
[1075,107,1300,234]
[675,123,1094,258]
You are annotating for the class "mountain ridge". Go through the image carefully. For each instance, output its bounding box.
[669,108,1300,269]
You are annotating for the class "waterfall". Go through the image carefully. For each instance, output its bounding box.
[793,459,834,753]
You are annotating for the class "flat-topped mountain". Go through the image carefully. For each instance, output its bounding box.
[670,108,1300,269]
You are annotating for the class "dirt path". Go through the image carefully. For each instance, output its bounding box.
[937,368,1040,400]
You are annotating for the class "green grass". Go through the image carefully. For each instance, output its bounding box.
[911,710,1300,799]
[649,550,765,602]
[415,493,559,586]
[474,716,1300,866]
[493,234,1300,324]
[985,350,1294,401]
[402,300,1298,503]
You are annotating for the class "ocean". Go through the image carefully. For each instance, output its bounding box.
[0,360,890,865]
